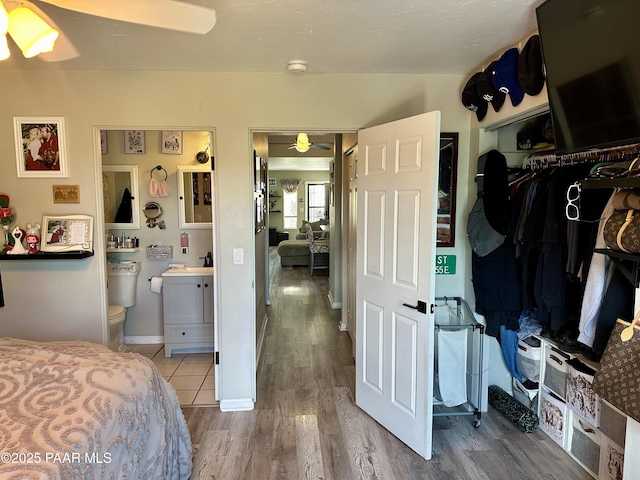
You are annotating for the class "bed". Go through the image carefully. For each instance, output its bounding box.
[0,337,191,479]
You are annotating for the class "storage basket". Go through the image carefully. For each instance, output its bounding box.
[566,358,600,426]
[570,415,601,476]
[543,346,570,398]
[599,400,627,449]
[540,386,569,448]
[599,435,625,480]
[513,377,538,412]
[146,245,173,259]
[517,337,541,381]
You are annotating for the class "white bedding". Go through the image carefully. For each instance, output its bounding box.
[0,338,192,479]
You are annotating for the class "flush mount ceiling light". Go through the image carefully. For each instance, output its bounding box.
[287,60,307,73]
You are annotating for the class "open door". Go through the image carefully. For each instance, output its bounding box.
[355,111,440,460]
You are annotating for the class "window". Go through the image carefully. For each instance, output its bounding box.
[307,183,326,222]
[283,190,297,229]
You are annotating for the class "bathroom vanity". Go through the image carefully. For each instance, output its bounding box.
[161,267,214,357]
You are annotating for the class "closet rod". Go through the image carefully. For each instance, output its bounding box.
[523,143,640,170]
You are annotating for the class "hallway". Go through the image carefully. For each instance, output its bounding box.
[182,249,591,479]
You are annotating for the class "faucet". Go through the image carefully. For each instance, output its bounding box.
[200,252,213,267]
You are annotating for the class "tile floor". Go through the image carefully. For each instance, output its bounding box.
[126,344,216,406]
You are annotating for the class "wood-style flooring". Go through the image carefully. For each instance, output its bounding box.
[182,248,591,480]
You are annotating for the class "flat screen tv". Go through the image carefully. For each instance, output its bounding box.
[536,0,640,155]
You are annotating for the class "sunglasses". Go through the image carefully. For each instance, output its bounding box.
[566,182,581,221]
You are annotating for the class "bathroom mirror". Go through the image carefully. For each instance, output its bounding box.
[177,165,213,229]
[103,165,140,229]
[143,201,162,219]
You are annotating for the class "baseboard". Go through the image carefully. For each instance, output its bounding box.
[124,335,164,344]
[327,292,342,309]
[219,398,255,412]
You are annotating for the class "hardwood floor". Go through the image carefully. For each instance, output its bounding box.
[182,248,591,479]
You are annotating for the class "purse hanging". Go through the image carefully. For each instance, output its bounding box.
[592,310,640,423]
[603,209,640,253]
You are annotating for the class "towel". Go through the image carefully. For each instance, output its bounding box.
[437,329,468,407]
[149,179,170,198]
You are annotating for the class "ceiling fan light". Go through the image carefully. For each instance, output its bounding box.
[0,3,8,35]
[8,7,59,58]
[295,133,311,152]
[0,35,9,61]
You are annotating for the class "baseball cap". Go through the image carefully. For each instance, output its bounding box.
[518,35,545,96]
[493,48,525,107]
[477,61,505,112]
[462,72,488,121]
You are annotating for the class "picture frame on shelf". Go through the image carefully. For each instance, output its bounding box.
[40,214,93,253]
[124,130,145,154]
[14,116,68,178]
[161,130,183,154]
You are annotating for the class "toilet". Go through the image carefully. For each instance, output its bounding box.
[107,261,141,352]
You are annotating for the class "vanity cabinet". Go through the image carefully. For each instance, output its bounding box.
[162,275,214,357]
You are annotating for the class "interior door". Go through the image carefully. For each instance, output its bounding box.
[355,111,440,460]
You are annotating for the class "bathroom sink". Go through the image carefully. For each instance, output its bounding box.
[161,266,213,277]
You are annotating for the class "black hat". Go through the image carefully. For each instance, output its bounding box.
[518,35,545,96]
[462,72,488,121]
[477,61,505,113]
[493,48,525,107]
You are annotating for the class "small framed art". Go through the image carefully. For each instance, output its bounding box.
[162,130,183,154]
[41,214,93,253]
[124,130,145,154]
[14,116,68,178]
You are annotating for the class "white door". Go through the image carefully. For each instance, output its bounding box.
[355,111,440,460]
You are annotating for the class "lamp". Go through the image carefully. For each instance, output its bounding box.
[295,133,311,153]
[7,5,58,58]
[0,35,9,61]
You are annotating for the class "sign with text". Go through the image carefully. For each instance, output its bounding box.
[435,255,456,275]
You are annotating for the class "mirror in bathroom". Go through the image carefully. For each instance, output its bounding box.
[177,165,213,229]
[144,201,162,219]
[103,165,140,229]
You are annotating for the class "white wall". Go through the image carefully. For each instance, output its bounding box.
[0,69,471,406]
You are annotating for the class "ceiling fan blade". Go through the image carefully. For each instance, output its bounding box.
[311,143,332,151]
[39,0,217,34]
[19,1,79,61]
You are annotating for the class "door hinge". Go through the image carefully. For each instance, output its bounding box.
[215,351,220,365]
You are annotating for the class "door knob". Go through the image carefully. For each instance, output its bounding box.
[402,300,427,314]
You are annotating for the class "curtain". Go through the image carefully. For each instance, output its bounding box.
[281,179,300,194]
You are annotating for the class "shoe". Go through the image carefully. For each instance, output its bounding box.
[556,333,587,354]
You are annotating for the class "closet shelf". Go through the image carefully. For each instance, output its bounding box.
[594,248,640,287]
[580,177,640,189]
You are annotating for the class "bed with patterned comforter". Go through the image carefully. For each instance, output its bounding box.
[0,337,191,479]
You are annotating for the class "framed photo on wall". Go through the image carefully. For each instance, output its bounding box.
[40,214,94,253]
[124,130,145,154]
[162,130,183,154]
[14,116,68,178]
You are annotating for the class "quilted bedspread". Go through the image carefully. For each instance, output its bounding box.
[0,338,192,479]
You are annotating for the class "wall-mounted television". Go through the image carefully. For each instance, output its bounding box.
[536,0,640,156]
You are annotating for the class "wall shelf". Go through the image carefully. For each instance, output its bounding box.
[581,178,640,189]
[594,248,640,287]
[0,251,94,260]
[106,247,140,253]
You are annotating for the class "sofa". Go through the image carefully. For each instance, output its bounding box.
[294,219,329,240]
[277,238,329,268]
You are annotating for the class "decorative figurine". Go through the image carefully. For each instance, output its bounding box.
[26,234,39,255]
[25,223,41,253]
[7,226,28,255]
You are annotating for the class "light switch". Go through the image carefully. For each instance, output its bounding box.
[233,248,244,265]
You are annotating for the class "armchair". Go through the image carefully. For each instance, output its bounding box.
[305,223,330,276]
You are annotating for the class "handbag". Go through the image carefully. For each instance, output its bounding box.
[592,311,640,423]
[603,209,640,253]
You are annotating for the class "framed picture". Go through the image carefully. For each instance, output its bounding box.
[162,130,183,154]
[41,214,93,253]
[100,130,108,154]
[268,177,276,186]
[436,132,459,248]
[52,185,80,204]
[124,130,145,154]
[14,116,68,178]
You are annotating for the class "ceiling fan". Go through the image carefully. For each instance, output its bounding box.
[0,0,217,62]
[288,133,333,153]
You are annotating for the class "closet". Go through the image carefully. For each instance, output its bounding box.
[481,112,640,480]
